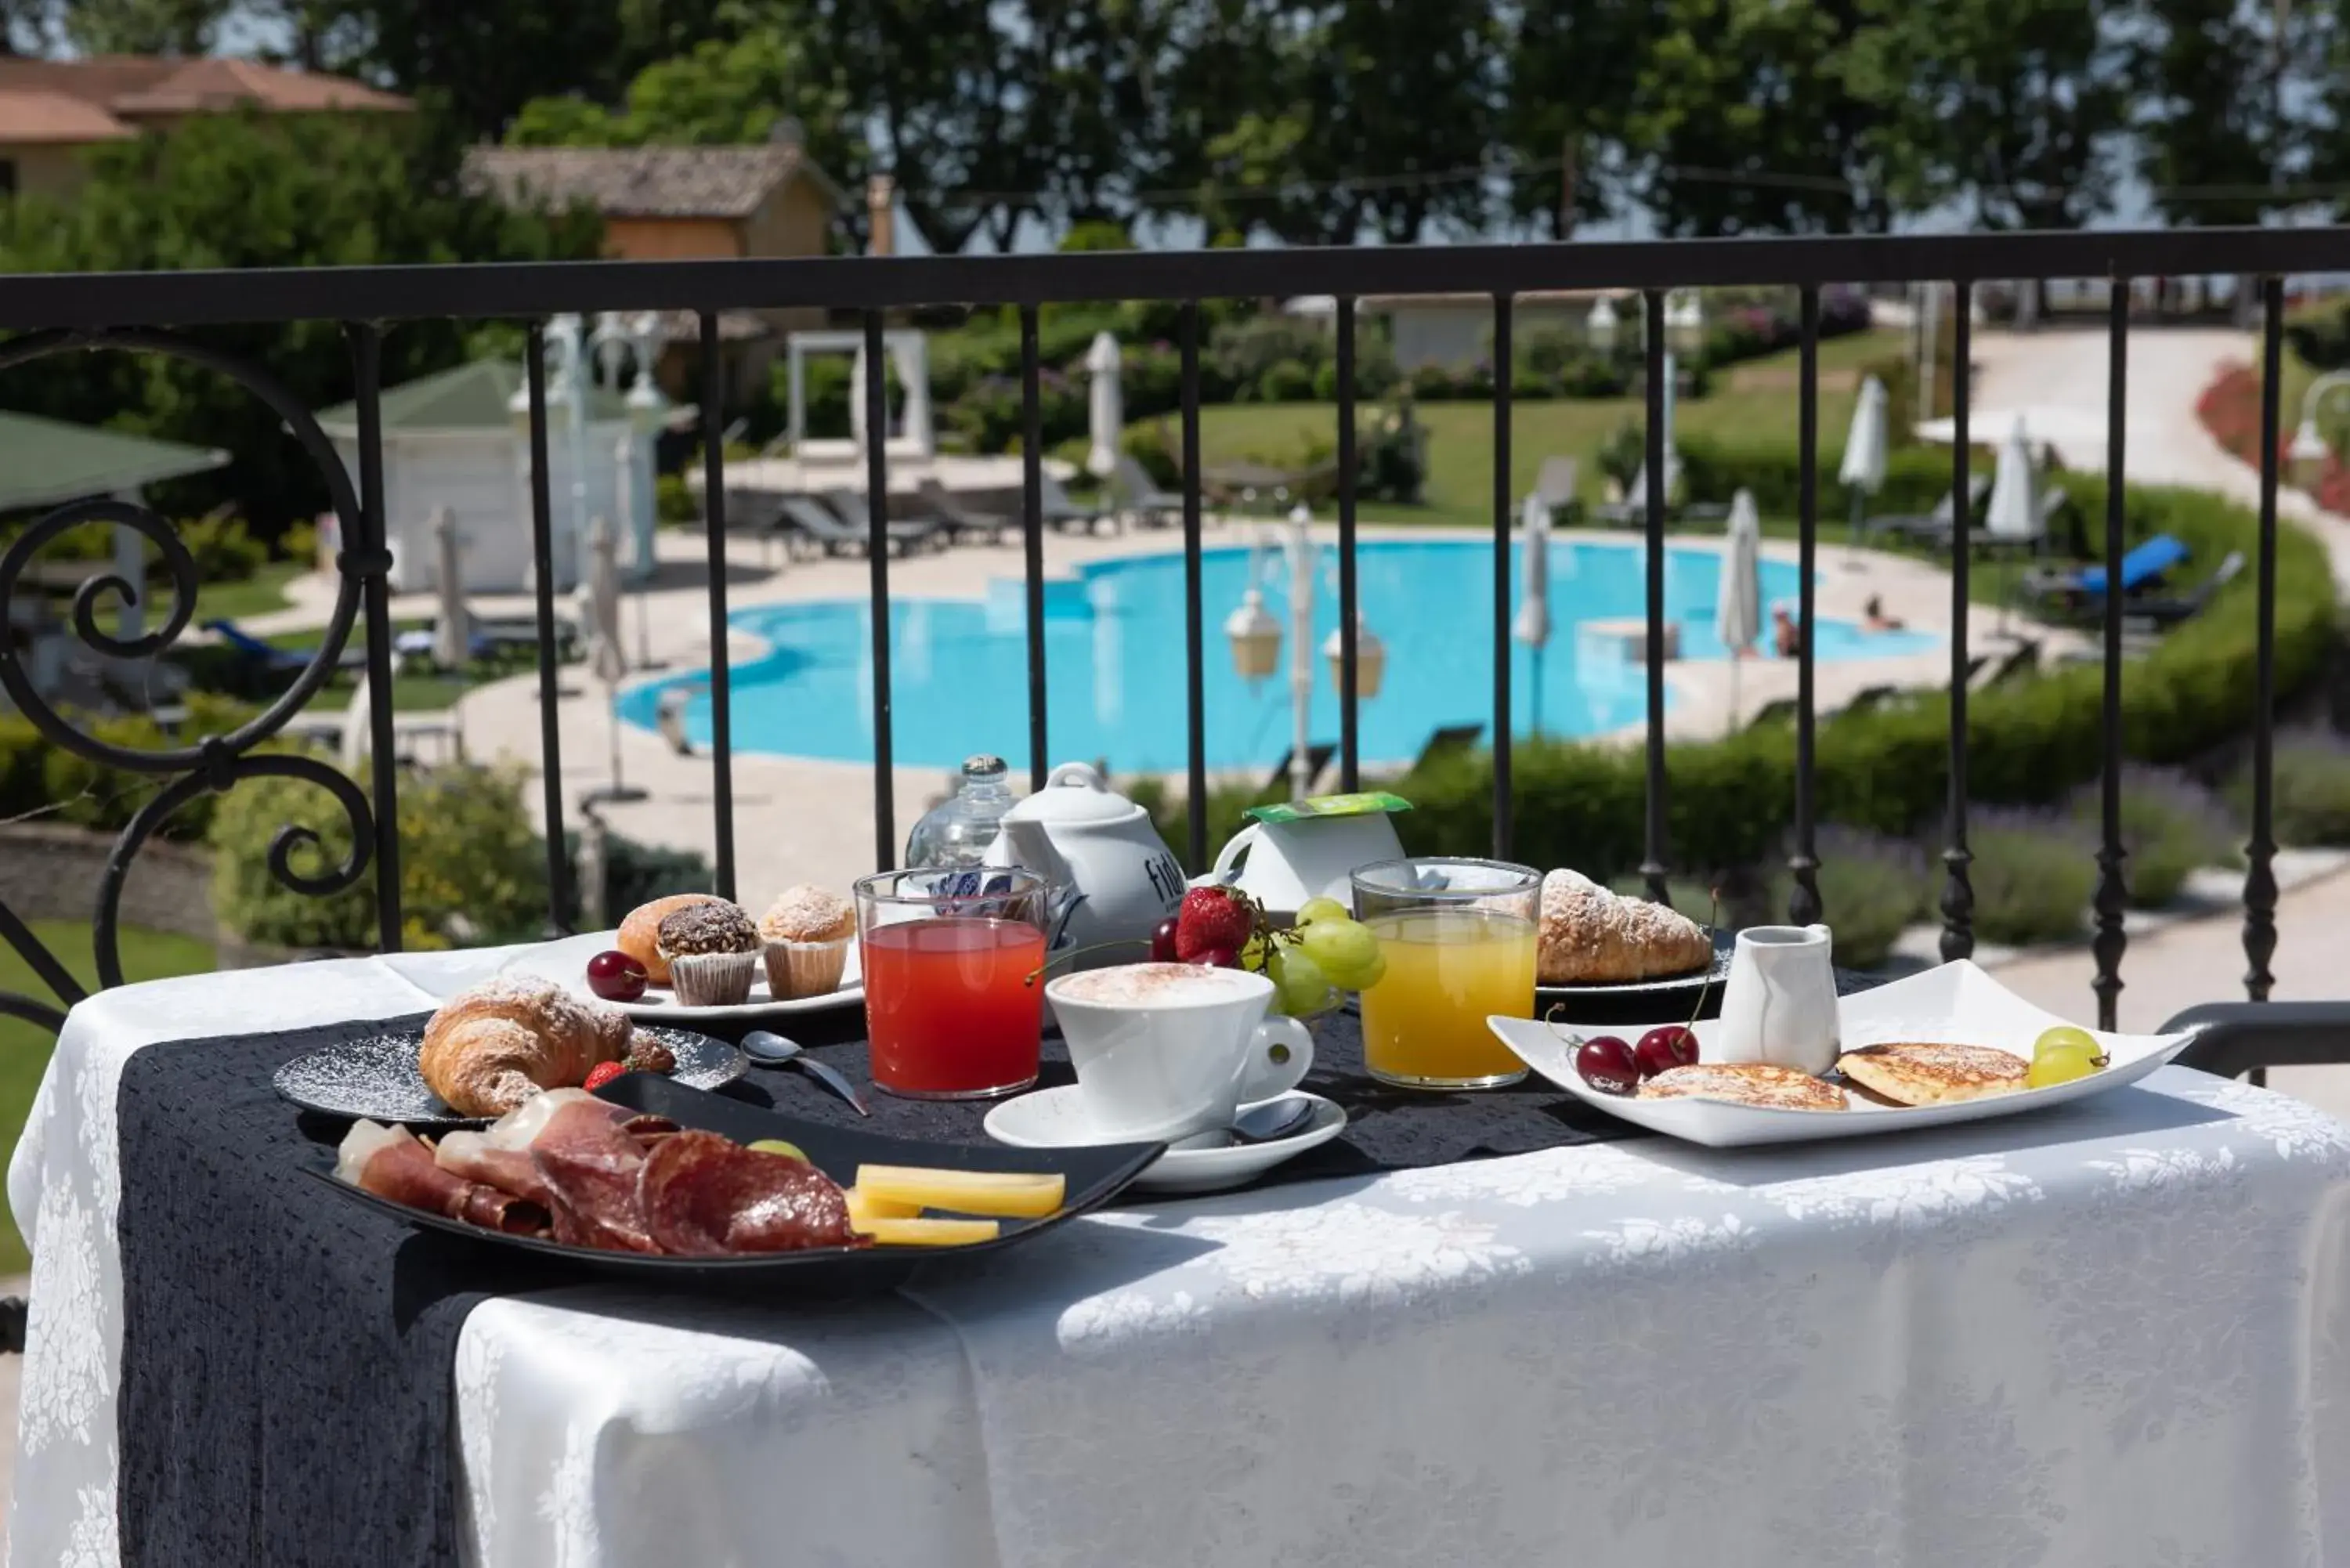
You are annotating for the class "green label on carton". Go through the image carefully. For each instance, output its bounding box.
[1244,791,1413,825]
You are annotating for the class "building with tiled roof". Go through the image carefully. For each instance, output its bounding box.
[0,54,408,201]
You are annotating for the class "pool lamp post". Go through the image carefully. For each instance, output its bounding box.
[1224,504,1379,801]
[2290,371,2350,487]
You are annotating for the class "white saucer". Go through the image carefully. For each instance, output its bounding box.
[983,1087,1347,1194]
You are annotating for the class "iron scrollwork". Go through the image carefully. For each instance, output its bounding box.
[0,325,383,1026]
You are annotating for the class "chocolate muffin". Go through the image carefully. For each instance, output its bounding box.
[655,901,760,1006]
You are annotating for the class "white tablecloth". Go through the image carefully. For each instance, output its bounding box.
[13,945,2350,1567]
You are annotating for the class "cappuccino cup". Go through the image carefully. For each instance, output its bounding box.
[1044,963,1314,1143]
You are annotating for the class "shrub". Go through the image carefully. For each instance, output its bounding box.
[1210,316,1329,392]
[210,761,548,950]
[1557,353,1630,399]
[2285,296,2350,371]
[1124,420,1181,489]
[1768,825,1929,970]
[557,827,715,927]
[1145,479,2334,910]
[2069,765,2239,907]
[31,693,255,840]
[1677,432,1959,522]
[2232,728,2350,847]
[1258,359,1315,403]
[1969,808,2095,945]
[1408,363,1461,401]
[179,511,267,583]
[655,474,700,526]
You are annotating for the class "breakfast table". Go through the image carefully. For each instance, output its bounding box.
[13,939,2350,1568]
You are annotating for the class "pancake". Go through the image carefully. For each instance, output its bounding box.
[1637,1061,1847,1111]
[1836,1042,2028,1107]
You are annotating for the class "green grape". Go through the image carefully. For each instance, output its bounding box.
[1341,951,1386,991]
[1295,896,1349,927]
[1270,947,1330,1016]
[1298,916,1378,977]
[1239,933,1269,974]
[2033,1025,2097,1060]
[2026,1042,2101,1089]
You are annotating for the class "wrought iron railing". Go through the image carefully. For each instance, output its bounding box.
[3,224,2346,1076]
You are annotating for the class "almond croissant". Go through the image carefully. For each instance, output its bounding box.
[418,977,640,1118]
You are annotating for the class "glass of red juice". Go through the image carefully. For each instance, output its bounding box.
[855,868,1052,1099]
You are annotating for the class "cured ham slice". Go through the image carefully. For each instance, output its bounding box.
[335,1119,548,1235]
[638,1130,862,1256]
[433,1090,680,1201]
[529,1095,661,1253]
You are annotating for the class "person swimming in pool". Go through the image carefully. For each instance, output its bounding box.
[1862,594,1905,633]
[1772,602,1802,657]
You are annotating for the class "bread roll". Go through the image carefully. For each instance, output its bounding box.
[618,893,721,984]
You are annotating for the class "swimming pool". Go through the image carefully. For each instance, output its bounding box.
[620,537,1938,772]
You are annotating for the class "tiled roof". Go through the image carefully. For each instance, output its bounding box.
[463,143,837,221]
[113,58,409,114]
[316,359,634,435]
[0,56,406,140]
[0,89,138,144]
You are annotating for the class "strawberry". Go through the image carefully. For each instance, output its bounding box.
[1174,887,1253,962]
[583,1060,625,1093]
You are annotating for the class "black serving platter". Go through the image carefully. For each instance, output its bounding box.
[1535,927,1733,1005]
[304,1075,1166,1294]
[274,1024,747,1129]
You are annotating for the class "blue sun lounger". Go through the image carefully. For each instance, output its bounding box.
[2027,533,2190,602]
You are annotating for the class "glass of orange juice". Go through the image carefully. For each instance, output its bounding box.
[1351,858,1540,1089]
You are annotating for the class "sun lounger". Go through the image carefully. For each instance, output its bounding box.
[779,494,935,557]
[819,490,948,554]
[1261,742,1336,797]
[1864,471,1991,546]
[2124,551,2244,632]
[1039,472,1113,536]
[2022,533,2191,608]
[201,618,367,674]
[1109,456,1184,529]
[915,479,1015,545]
[1413,723,1484,770]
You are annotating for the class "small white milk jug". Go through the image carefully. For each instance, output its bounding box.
[1713,924,1839,1078]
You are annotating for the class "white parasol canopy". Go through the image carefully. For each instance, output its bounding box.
[1717,489,1763,728]
[1839,374,1889,496]
[1915,403,2106,470]
[1513,493,1551,648]
[1085,331,1123,479]
[428,506,469,670]
[1985,417,2044,543]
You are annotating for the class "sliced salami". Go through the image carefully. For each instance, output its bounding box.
[637,1131,862,1256]
[530,1097,660,1252]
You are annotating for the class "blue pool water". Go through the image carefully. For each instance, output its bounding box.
[620,538,1938,772]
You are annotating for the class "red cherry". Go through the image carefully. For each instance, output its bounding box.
[1574,1035,1640,1096]
[1635,1024,1700,1078]
[583,1061,625,1092]
[1149,916,1180,964]
[586,949,648,1002]
[1188,945,1238,969]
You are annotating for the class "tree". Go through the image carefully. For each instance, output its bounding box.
[1497,0,1650,237]
[506,31,855,166]
[1849,0,2128,233]
[1180,0,1502,246]
[56,0,228,52]
[0,109,604,533]
[1621,0,1893,237]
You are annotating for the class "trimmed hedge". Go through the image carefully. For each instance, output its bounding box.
[0,694,257,842]
[1152,479,2335,899]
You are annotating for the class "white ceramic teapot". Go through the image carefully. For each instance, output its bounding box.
[980,761,1186,966]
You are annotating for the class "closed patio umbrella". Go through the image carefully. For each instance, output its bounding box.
[1085,331,1123,479]
[1513,494,1552,735]
[338,672,371,772]
[1839,374,1889,539]
[428,506,469,671]
[1985,417,2042,545]
[1717,489,1763,729]
[583,515,643,804]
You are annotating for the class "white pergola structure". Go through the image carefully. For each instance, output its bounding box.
[784,329,935,461]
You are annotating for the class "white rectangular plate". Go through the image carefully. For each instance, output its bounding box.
[1488,960,2196,1148]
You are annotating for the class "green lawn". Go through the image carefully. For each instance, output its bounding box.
[1181,332,1906,529]
[190,559,305,623]
[0,921,219,1274]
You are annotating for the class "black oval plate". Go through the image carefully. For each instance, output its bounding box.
[1535,926,1733,1001]
[305,1075,1166,1293]
[274,1024,745,1128]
